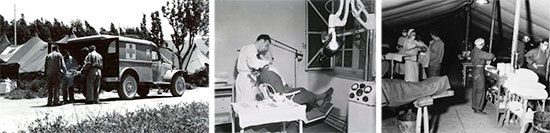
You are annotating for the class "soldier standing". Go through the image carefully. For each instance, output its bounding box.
[81,45,103,104]
[45,45,66,106]
[471,38,495,114]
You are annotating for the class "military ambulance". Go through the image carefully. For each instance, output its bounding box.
[63,35,186,99]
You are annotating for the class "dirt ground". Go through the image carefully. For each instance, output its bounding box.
[0,87,211,132]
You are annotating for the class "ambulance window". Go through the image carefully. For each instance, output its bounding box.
[152,47,159,61]
[108,41,116,54]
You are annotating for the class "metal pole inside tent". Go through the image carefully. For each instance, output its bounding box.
[547,1,550,83]
[510,0,521,70]
[489,0,497,53]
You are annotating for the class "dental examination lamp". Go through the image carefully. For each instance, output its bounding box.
[270,38,304,62]
[270,38,304,86]
[307,0,373,68]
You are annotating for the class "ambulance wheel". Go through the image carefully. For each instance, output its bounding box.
[170,74,186,97]
[118,74,137,99]
[137,86,150,98]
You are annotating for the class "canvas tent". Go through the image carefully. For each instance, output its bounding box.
[0,35,48,73]
[0,34,11,53]
[383,0,550,39]
[185,48,209,74]
[164,38,209,74]
[55,34,78,44]
[165,38,209,57]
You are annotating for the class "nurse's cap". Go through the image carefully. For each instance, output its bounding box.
[474,38,485,46]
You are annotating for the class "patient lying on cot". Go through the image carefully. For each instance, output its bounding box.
[256,68,334,108]
[382,76,451,107]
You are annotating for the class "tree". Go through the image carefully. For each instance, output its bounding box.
[109,23,119,35]
[123,27,140,39]
[71,19,86,37]
[50,18,70,41]
[162,0,209,69]
[13,14,31,44]
[150,11,165,47]
[84,21,98,36]
[29,18,51,41]
[139,14,151,41]
[99,27,108,35]
[0,14,10,34]
[119,27,125,36]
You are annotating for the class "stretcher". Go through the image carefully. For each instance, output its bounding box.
[382,76,454,133]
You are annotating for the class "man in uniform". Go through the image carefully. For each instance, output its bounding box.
[525,38,550,84]
[45,45,66,106]
[62,50,78,103]
[81,45,103,104]
[235,34,272,102]
[428,30,445,77]
[471,38,495,114]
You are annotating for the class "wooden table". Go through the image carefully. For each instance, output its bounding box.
[384,53,407,79]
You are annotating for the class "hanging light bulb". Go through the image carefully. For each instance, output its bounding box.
[319,29,340,61]
[475,0,489,4]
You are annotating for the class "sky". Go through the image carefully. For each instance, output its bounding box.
[0,0,176,40]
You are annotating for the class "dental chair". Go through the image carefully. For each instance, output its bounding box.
[255,74,334,124]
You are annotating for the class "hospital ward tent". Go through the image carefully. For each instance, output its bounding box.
[54,34,78,44]
[0,35,48,73]
[0,34,12,53]
[164,39,209,74]
[383,0,550,40]
[186,48,209,75]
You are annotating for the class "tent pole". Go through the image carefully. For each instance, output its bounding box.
[13,4,16,45]
[489,0,497,53]
[465,2,471,51]
[511,0,522,70]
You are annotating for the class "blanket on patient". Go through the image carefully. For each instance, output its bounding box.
[382,76,451,107]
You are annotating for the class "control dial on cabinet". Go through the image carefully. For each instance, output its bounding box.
[351,83,359,90]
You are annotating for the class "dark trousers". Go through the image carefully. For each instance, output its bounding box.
[47,74,61,105]
[472,67,486,111]
[428,64,441,78]
[62,82,75,102]
[289,87,318,105]
[86,68,101,103]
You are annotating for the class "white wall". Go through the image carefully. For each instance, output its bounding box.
[215,0,308,87]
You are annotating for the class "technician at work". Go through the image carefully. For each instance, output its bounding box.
[470,38,495,114]
[235,34,272,102]
[525,38,550,83]
[81,45,103,104]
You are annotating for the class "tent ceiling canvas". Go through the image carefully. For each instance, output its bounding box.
[383,0,550,40]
